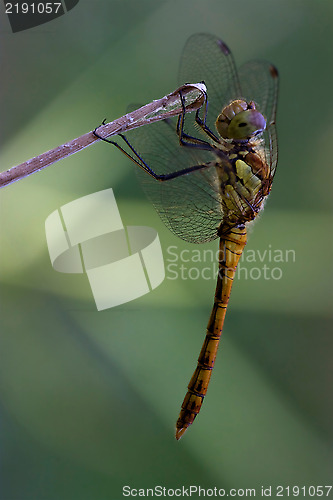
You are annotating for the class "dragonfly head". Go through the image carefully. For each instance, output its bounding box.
[216,99,266,140]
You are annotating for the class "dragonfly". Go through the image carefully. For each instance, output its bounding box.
[94,33,278,440]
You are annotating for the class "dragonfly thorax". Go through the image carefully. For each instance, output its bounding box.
[216,99,266,141]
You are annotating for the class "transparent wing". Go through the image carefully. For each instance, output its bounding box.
[238,61,279,179]
[179,33,242,134]
[179,35,278,180]
[124,117,225,243]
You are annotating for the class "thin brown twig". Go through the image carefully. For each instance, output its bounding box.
[0,83,206,189]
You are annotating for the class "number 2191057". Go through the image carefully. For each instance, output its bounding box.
[276,486,332,497]
[5,3,62,14]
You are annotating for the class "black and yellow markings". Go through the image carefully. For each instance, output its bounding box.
[235,158,262,197]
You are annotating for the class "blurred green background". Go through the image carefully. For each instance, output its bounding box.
[0,0,332,499]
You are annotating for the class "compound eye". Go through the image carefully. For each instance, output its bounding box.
[228,110,266,139]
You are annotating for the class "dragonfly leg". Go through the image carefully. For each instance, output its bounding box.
[93,126,156,176]
[191,89,221,143]
[232,183,259,220]
[195,107,220,143]
[93,127,210,181]
[176,90,216,151]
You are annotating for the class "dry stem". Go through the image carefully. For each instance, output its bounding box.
[0,83,206,189]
